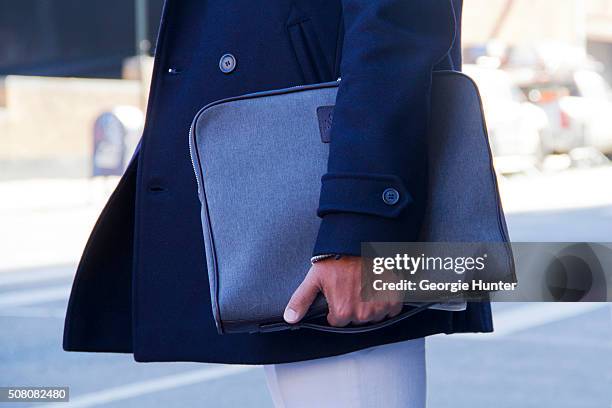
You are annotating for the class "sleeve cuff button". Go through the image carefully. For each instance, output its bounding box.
[382,188,400,205]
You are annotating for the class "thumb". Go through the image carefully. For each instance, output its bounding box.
[284,271,320,324]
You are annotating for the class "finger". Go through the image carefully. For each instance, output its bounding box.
[327,308,352,327]
[370,306,390,323]
[388,302,404,318]
[354,306,374,325]
[284,272,320,324]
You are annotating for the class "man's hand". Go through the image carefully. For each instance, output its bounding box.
[283,256,403,327]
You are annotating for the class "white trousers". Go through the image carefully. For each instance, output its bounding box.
[264,338,426,408]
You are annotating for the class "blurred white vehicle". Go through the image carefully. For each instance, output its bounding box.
[524,70,612,155]
[463,64,548,173]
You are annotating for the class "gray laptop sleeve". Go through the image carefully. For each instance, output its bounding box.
[189,71,515,334]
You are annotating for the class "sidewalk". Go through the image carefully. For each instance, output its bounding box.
[498,165,612,213]
[0,177,118,271]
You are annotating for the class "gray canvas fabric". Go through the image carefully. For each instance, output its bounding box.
[189,71,513,334]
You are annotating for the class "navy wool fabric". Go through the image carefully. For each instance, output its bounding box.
[63,0,492,364]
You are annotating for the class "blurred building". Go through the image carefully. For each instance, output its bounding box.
[3,0,612,80]
[463,0,612,81]
[463,0,586,47]
[0,1,162,179]
[0,0,163,78]
[2,0,612,180]
[586,0,612,82]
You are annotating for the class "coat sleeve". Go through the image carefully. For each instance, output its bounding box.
[313,0,457,256]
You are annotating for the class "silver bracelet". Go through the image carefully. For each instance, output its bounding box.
[310,254,342,265]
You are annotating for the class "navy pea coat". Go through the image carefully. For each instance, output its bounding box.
[63,0,493,364]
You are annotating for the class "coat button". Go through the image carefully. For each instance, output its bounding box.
[219,54,236,74]
[382,188,400,205]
